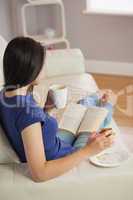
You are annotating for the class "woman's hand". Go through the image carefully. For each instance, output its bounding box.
[99,89,117,106]
[44,91,55,111]
[85,130,115,157]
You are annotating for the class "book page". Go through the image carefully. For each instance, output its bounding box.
[78,106,108,134]
[59,103,87,135]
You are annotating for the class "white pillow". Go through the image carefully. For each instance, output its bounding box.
[0,35,7,59]
[0,58,4,90]
[0,125,20,164]
[0,35,7,90]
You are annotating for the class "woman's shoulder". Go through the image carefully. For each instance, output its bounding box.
[18,94,47,121]
[15,94,48,132]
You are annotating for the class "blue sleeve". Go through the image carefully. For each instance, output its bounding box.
[16,106,46,133]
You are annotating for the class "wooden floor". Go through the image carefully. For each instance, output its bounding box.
[92,73,133,127]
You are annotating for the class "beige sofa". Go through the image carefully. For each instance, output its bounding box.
[0,36,133,200]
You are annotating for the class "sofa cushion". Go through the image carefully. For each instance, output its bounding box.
[0,125,20,164]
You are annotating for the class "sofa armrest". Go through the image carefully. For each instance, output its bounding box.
[45,49,85,78]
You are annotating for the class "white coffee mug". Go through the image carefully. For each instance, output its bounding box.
[49,84,68,109]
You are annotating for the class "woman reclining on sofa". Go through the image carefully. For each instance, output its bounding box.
[0,37,114,182]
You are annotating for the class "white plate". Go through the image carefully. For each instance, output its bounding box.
[89,144,131,168]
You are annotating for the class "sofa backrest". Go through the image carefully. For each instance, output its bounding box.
[45,49,85,78]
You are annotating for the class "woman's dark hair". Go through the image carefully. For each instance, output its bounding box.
[3,37,46,91]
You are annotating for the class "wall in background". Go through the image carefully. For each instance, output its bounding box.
[0,0,13,40]
[0,0,54,40]
[62,0,133,63]
[1,0,133,62]
[0,0,133,75]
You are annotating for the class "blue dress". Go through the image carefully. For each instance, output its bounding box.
[0,91,75,162]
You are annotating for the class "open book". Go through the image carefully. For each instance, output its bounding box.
[59,103,108,135]
[59,103,132,167]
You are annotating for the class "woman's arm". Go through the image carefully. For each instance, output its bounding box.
[22,123,113,182]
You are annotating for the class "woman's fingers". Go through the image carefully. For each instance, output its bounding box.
[100,133,115,142]
[99,129,115,138]
[99,128,112,135]
[96,133,115,148]
[87,130,115,156]
[90,130,115,148]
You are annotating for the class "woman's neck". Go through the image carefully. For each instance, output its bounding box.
[4,85,32,97]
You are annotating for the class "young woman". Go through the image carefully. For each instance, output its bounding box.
[0,37,114,182]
